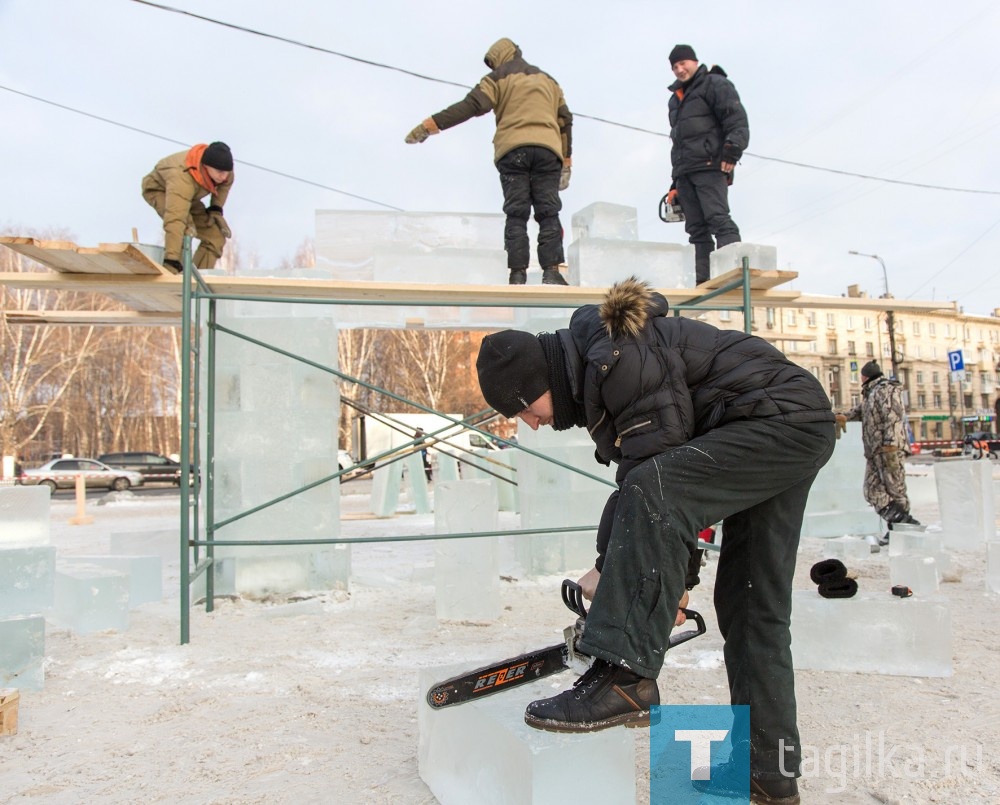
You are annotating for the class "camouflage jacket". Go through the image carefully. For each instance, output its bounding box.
[844,376,909,459]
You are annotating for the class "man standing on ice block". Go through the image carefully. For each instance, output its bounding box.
[404,37,572,287]
[475,276,834,804]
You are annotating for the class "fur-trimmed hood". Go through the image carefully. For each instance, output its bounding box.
[599,276,668,340]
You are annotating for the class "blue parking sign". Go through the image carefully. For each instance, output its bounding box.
[948,350,964,372]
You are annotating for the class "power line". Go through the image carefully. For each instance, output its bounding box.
[0,84,404,212]
[127,0,1000,198]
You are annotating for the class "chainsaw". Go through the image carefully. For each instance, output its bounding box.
[659,192,684,223]
[426,578,706,709]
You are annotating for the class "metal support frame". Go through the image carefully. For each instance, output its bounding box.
[176,258,754,643]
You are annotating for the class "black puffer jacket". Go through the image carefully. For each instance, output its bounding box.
[668,64,749,177]
[557,277,833,483]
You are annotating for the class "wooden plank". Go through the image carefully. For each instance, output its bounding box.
[698,267,799,292]
[0,688,18,736]
[5,310,181,326]
[96,243,171,276]
[0,272,956,314]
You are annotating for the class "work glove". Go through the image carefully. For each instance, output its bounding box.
[559,158,572,191]
[404,117,440,144]
[834,414,847,438]
[163,258,183,273]
[666,187,679,206]
[206,205,231,239]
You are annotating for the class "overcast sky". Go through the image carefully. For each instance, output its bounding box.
[2,0,999,314]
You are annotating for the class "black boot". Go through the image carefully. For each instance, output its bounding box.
[695,243,713,284]
[524,658,658,733]
[508,268,527,285]
[691,756,800,804]
[541,266,568,285]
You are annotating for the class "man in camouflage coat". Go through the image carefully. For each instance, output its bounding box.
[839,361,920,531]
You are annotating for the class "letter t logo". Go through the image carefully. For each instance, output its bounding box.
[674,729,730,780]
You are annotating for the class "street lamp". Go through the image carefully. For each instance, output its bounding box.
[848,250,899,378]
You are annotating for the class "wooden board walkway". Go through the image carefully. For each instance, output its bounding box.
[0,238,956,326]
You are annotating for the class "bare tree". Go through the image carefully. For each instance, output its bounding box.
[0,243,105,461]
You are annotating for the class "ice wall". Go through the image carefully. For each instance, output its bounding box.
[802,423,882,538]
[204,286,345,596]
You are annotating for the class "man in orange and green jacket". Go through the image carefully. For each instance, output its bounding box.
[141,141,234,272]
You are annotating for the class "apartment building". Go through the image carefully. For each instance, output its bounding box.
[696,292,1000,443]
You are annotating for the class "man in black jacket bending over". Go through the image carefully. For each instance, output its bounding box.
[666,44,749,284]
[476,277,834,804]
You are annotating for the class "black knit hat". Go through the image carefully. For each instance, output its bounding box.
[669,44,697,66]
[477,331,549,418]
[202,141,233,171]
[861,360,882,380]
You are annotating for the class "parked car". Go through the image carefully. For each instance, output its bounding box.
[98,452,190,485]
[962,432,1000,459]
[20,458,145,492]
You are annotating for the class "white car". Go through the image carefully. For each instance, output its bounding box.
[20,457,145,492]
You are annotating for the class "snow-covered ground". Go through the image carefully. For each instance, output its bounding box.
[2,467,999,804]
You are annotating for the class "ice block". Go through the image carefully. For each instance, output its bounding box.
[0,545,55,617]
[935,460,995,549]
[69,555,162,608]
[0,486,50,548]
[0,615,45,690]
[434,481,499,622]
[790,591,951,677]
[50,563,130,635]
[418,664,635,804]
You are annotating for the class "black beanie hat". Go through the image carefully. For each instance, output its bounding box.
[202,141,233,171]
[861,360,882,381]
[669,44,697,66]
[477,330,550,418]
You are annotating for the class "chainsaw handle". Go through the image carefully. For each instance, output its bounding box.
[561,579,588,619]
[669,608,706,648]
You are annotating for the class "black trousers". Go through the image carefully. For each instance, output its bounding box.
[496,145,564,270]
[676,170,741,282]
[577,418,835,779]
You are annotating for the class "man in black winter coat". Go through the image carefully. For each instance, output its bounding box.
[666,44,749,284]
[476,277,834,805]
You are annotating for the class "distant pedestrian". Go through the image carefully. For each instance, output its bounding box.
[141,142,234,272]
[838,360,919,542]
[666,44,749,284]
[404,38,572,286]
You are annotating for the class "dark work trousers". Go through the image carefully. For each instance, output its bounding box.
[576,418,835,780]
[675,169,741,283]
[496,145,564,270]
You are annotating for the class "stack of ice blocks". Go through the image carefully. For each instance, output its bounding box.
[935,460,996,550]
[418,665,635,804]
[802,423,882,538]
[434,480,499,622]
[790,590,951,676]
[314,210,521,327]
[888,528,944,596]
[515,422,615,577]
[567,202,694,288]
[206,305,348,597]
[0,487,54,690]
[460,448,519,513]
